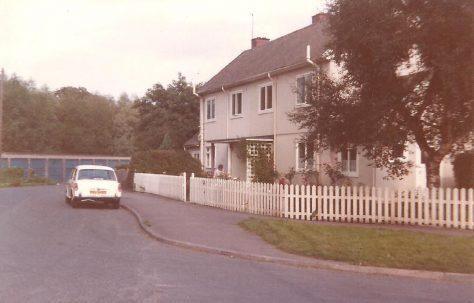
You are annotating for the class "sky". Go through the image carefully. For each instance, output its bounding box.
[1,0,326,99]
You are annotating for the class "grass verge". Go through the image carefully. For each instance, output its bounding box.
[239,218,474,274]
[0,177,55,188]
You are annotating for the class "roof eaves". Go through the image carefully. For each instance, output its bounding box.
[197,61,313,96]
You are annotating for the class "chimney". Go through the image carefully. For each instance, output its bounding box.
[251,37,270,49]
[312,13,329,25]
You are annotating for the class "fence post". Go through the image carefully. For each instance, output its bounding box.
[182,172,187,202]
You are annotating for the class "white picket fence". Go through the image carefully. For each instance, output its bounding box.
[189,176,474,230]
[133,173,474,230]
[134,173,186,201]
[190,177,283,216]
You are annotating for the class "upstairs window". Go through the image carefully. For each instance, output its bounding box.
[259,85,273,111]
[296,74,314,104]
[231,92,242,116]
[206,99,215,120]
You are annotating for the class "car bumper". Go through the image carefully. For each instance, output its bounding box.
[74,196,120,203]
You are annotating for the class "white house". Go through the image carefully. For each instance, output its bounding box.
[195,13,454,188]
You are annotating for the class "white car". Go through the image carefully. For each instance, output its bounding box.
[65,165,122,209]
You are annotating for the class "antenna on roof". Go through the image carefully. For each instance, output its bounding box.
[251,13,254,39]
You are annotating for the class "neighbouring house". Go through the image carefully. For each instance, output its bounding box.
[183,132,201,161]
[194,13,455,188]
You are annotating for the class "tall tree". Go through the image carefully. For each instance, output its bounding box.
[112,93,137,156]
[290,0,473,187]
[134,73,199,151]
[3,76,61,153]
[55,87,115,154]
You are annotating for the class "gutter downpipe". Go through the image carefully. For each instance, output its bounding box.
[193,85,205,170]
[222,86,231,176]
[306,45,321,177]
[267,72,277,171]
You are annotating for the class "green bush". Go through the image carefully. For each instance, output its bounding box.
[453,152,474,188]
[130,149,204,177]
[0,167,24,181]
[252,150,278,184]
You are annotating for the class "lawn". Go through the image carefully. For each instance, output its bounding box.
[0,168,55,188]
[239,218,474,274]
[0,178,55,188]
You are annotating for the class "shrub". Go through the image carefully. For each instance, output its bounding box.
[252,150,278,183]
[124,150,204,190]
[0,167,24,181]
[130,149,204,176]
[453,152,474,188]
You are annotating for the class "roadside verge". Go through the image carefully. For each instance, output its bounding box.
[121,203,474,283]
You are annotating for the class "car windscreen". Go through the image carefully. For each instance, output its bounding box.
[77,169,116,181]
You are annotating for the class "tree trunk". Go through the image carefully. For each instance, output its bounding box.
[425,157,442,188]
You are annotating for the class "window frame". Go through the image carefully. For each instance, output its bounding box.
[206,147,212,168]
[338,147,359,177]
[230,91,243,117]
[258,83,273,113]
[295,72,315,106]
[295,141,314,171]
[206,99,216,121]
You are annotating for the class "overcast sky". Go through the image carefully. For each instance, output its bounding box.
[1,0,326,99]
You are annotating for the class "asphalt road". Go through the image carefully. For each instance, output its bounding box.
[0,186,472,303]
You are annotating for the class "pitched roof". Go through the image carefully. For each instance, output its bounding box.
[184,132,200,148]
[198,22,328,95]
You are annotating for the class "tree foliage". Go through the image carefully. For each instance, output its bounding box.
[453,152,474,188]
[130,149,203,176]
[113,93,138,156]
[133,73,200,151]
[3,77,61,153]
[2,74,136,155]
[290,0,473,187]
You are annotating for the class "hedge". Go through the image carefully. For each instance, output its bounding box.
[121,149,204,189]
[453,152,474,188]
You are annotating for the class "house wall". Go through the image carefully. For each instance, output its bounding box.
[200,62,456,188]
[373,143,425,189]
[202,91,227,141]
[440,156,455,188]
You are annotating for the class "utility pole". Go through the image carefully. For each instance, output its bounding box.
[0,68,4,156]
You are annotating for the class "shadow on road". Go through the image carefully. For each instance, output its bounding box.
[66,201,118,210]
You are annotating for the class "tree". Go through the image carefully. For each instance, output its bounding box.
[3,75,61,153]
[133,73,200,151]
[55,87,116,154]
[112,93,137,156]
[290,0,473,187]
[2,73,138,156]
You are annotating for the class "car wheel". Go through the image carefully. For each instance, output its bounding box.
[70,198,79,208]
[112,199,120,209]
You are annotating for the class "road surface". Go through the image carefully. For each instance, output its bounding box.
[0,186,472,302]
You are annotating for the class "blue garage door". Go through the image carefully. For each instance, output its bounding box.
[30,159,46,177]
[0,158,8,169]
[65,159,79,181]
[48,159,63,182]
[10,159,28,177]
[94,159,107,166]
[80,159,94,165]
[107,160,119,168]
